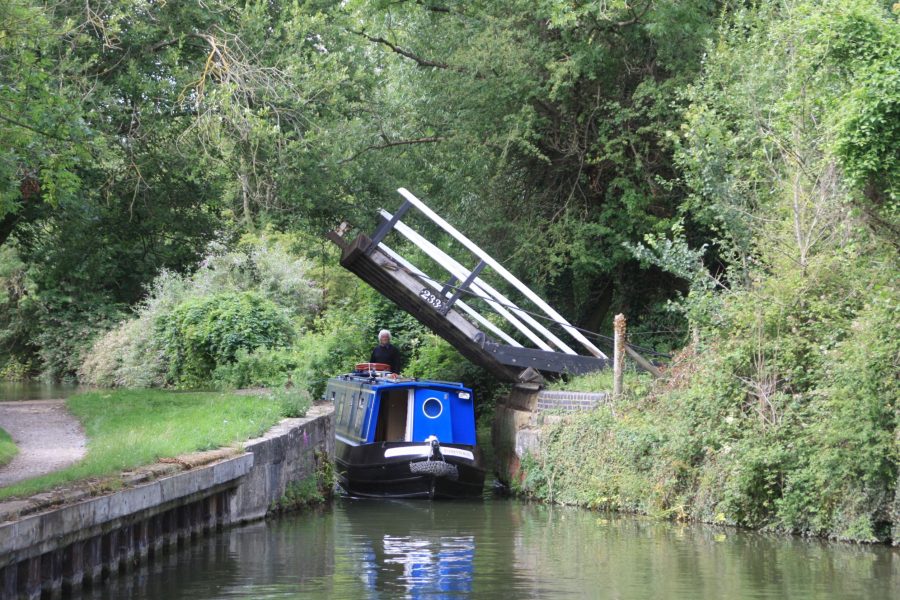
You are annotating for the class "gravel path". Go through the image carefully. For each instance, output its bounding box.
[0,400,87,487]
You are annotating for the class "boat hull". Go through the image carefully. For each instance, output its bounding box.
[335,439,486,500]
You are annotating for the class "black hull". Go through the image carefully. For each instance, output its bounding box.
[335,439,486,500]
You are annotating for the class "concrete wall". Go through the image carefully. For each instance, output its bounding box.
[233,404,334,522]
[492,386,608,486]
[0,404,333,600]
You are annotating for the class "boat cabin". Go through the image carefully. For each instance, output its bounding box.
[328,376,476,447]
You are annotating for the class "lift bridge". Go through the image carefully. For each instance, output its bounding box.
[327,188,616,383]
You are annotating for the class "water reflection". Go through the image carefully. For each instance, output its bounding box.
[0,381,83,401]
[343,500,475,598]
[78,499,899,600]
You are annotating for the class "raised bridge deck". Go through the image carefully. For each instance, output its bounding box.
[327,189,610,383]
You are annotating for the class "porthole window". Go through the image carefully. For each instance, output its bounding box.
[422,397,443,419]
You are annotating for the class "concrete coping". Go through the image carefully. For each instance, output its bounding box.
[0,452,255,562]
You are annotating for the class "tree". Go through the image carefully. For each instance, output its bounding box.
[326,0,719,345]
[669,0,899,539]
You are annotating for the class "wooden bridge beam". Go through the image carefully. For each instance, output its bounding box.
[328,230,608,382]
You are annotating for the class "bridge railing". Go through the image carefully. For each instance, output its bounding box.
[371,188,609,361]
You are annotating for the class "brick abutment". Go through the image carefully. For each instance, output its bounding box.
[492,386,609,487]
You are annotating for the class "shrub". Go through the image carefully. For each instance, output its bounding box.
[270,386,311,418]
[517,235,897,542]
[289,315,371,400]
[160,292,294,387]
[31,292,123,382]
[78,234,324,389]
[212,347,302,389]
[78,316,168,388]
[0,356,32,381]
[191,234,323,319]
[78,270,187,388]
[777,294,899,541]
[78,319,136,388]
[0,427,17,467]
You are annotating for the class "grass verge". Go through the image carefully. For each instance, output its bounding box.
[546,367,653,395]
[0,389,300,501]
[0,427,17,467]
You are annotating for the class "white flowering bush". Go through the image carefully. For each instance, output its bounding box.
[79,232,322,388]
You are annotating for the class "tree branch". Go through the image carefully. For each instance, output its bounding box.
[416,1,451,13]
[339,136,445,164]
[350,30,465,72]
[618,1,653,27]
[0,113,74,142]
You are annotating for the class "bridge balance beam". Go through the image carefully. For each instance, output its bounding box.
[328,231,609,382]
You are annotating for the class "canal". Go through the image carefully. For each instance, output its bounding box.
[0,381,83,402]
[79,497,896,599]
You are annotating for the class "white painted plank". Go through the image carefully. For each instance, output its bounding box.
[381,210,580,356]
[381,212,554,351]
[397,188,609,359]
[377,243,522,347]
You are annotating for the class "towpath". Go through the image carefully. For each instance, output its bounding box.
[0,400,87,487]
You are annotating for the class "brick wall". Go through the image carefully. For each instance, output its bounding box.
[535,390,609,412]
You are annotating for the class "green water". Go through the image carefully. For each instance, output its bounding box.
[0,382,83,401]
[82,498,897,599]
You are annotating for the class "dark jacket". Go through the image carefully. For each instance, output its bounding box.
[370,343,401,373]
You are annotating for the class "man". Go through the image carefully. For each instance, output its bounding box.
[370,329,401,373]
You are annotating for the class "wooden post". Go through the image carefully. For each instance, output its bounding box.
[613,314,626,398]
[0,564,16,599]
[63,541,85,592]
[21,556,41,600]
[135,519,150,561]
[101,530,117,577]
[149,515,164,557]
[83,535,102,585]
[119,524,134,570]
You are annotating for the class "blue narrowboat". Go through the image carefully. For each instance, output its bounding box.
[327,363,486,499]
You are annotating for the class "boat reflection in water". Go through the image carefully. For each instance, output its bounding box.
[341,499,477,599]
[75,499,898,599]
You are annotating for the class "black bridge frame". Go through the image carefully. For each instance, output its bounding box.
[328,213,610,382]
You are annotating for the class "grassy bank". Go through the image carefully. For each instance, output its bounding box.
[547,369,652,394]
[0,389,306,500]
[516,323,898,544]
[0,427,17,467]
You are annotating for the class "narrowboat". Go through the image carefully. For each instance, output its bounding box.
[327,363,486,499]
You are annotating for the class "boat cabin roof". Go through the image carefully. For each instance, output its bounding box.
[330,372,469,392]
[330,366,469,392]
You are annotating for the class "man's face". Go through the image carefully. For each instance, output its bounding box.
[379,334,390,346]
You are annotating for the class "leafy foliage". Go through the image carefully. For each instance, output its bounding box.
[517,0,899,543]
[825,6,900,217]
[271,452,334,513]
[78,234,321,388]
[324,0,718,339]
[212,347,304,390]
[160,291,293,387]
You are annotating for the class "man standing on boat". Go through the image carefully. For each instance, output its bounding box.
[370,329,401,373]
